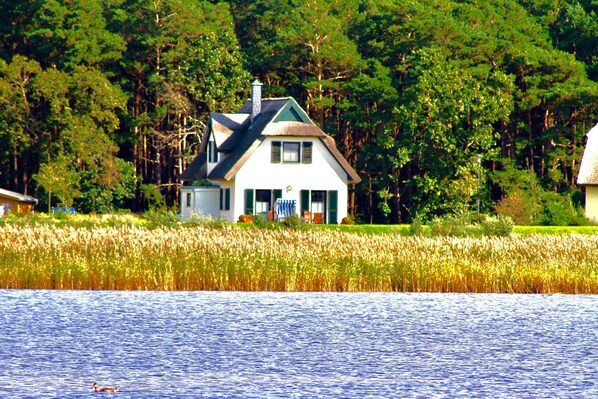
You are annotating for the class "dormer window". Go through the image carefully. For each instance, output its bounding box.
[207,141,218,163]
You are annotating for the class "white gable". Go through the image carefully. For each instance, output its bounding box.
[578,123,598,185]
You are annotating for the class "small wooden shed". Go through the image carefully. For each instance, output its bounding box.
[0,188,38,215]
[577,123,598,221]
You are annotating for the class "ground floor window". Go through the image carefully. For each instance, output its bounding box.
[311,191,326,214]
[244,189,283,218]
[219,188,230,211]
[255,190,271,215]
[300,190,338,224]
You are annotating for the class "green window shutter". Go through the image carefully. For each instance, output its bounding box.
[273,189,282,203]
[327,190,338,224]
[219,188,223,210]
[225,189,230,211]
[300,190,310,214]
[271,141,281,163]
[302,142,312,164]
[244,189,254,214]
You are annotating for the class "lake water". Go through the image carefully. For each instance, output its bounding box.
[0,291,595,399]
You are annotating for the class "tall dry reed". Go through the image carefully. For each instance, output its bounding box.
[0,224,596,293]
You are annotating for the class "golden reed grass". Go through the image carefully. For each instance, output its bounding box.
[0,224,596,293]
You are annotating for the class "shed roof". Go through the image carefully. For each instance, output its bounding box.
[577,123,598,186]
[0,188,38,204]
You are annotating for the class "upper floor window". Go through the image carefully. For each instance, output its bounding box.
[283,142,300,163]
[272,141,312,164]
[207,140,218,163]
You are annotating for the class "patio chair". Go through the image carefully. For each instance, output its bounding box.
[313,212,324,224]
[303,211,312,223]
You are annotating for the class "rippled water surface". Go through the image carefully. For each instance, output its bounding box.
[0,291,596,398]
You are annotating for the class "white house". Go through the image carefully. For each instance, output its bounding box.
[578,122,598,221]
[179,80,361,223]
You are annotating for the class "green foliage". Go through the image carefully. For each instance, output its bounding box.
[409,216,424,236]
[426,212,514,237]
[184,213,227,229]
[429,213,481,237]
[341,214,355,225]
[34,156,81,210]
[140,184,166,211]
[481,215,514,237]
[0,0,597,222]
[281,214,306,230]
[141,210,181,229]
[539,191,589,226]
[494,191,542,225]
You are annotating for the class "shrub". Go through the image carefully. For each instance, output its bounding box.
[184,213,227,228]
[142,210,180,229]
[495,192,541,225]
[481,215,514,237]
[341,215,355,225]
[429,213,480,237]
[409,216,425,236]
[281,214,305,230]
[252,214,279,229]
[540,191,589,226]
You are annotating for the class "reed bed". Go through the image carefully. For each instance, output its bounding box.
[0,224,596,293]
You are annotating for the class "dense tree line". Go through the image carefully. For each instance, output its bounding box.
[0,0,597,223]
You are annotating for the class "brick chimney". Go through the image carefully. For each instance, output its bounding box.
[251,79,262,123]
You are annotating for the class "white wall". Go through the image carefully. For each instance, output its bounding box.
[585,186,598,222]
[232,136,349,223]
[180,186,220,221]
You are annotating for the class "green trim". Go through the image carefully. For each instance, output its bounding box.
[273,99,311,123]
[327,190,338,224]
[273,189,283,203]
[244,189,254,214]
[300,190,310,214]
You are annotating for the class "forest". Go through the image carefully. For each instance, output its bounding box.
[0,0,597,224]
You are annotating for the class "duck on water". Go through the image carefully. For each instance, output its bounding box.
[91,383,120,393]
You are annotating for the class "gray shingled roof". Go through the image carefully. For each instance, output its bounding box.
[179,152,207,181]
[212,113,249,152]
[578,123,598,186]
[180,97,361,184]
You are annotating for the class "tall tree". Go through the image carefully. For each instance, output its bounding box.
[112,0,250,206]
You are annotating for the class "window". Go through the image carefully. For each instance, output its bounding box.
[300,190,337,224]
[272,141,309,164]
[245,189,282,216]
[186,193,192,208]
[220,188,230,211]
[283,142,300,163]
[255,190,272,214]
[311,191,326,214]
[208,141,218,163]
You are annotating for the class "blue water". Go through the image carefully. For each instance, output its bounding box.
[0,291,595,399]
